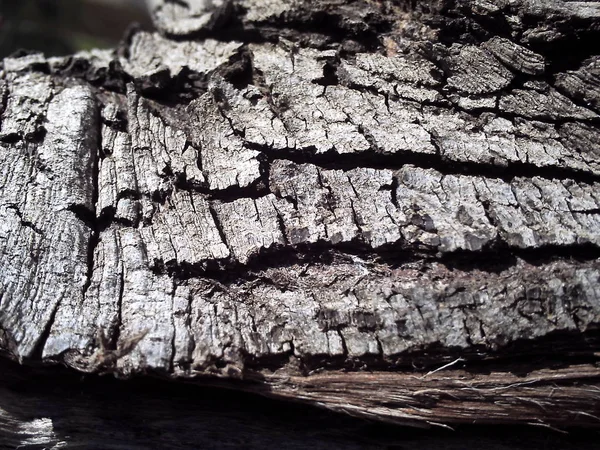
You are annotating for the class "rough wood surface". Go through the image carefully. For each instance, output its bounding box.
[1,0,600,440]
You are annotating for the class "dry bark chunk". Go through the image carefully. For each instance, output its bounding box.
[1,80,98,359]
[2,0,600,435]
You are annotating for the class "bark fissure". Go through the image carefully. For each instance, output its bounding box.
[245,142,600,185]
[82,98,103,300]
[154,242,600,297]
[5,204,44,235]
[29,299,61,362]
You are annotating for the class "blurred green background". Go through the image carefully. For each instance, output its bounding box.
[0,0,152,58]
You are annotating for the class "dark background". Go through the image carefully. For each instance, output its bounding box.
[0,0,152,58]
[2,358,599,449]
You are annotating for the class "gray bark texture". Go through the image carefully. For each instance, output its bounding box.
[2,0,600,445]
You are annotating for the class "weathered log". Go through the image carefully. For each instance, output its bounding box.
[1,0,600,443]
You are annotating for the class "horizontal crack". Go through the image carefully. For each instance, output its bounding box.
[247,143,600,185]
[153,237,600,285]
[245,328,600,375]
[174,173,270,203]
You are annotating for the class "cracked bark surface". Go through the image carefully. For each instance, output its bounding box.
[2,0,600,441]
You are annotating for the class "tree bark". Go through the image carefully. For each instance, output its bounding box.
[1,0,600,444]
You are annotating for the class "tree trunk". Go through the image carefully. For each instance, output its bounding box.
[1,0,600,445]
